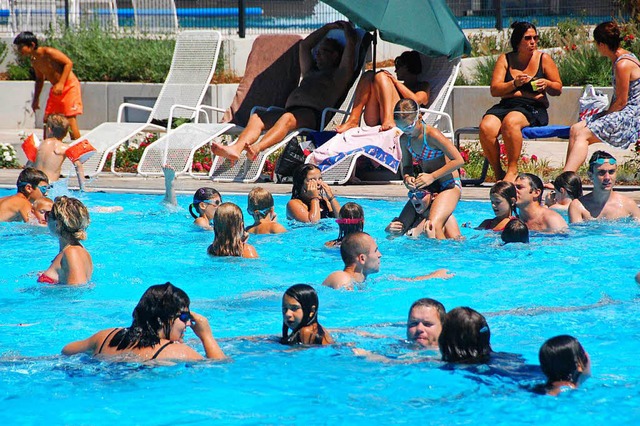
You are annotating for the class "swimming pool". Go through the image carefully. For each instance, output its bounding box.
[1,188,639,424]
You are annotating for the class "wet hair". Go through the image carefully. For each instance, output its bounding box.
[393,98,420,121]
[588,150,616,172]
[553,171,583,200]
[510,21,537,51]
[408,298,446,326]
[208,202,245,257]
[189,187,221,219]
[110,282,190,350]
[13,31,38,48]
[490,181,517,216]
[539,335,589,385]
[16,167,49,195]
[340,231,372,265]
[50,196,90,241]
[247,187,274,218]
[501,218,529,244]
[516,172,544,203]
[291,164,321,201]
[335,202,365,242]
[438,307,492,364]
[281,284,327,345]
[395,50,422,75]
[46,114,69,140]
[593,21,621,51]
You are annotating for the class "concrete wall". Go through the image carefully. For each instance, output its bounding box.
[0,79,613,131]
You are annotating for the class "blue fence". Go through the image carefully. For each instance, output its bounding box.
[0,0,631,36]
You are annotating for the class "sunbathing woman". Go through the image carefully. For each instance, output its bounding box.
[564,21,640,171]
[39,196,92,285]
[286,164,340,223]
[336,50,430,132]
[208,202,258,258]
[476,181,517,231]
[62,282,226,361]
[393,98,464,239]
[325,202,364,248]
[281,284,333,345]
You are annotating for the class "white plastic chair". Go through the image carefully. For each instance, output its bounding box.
[319,55,460,184]
[132,0,178,34]
[65,30,221,178]
[75,0,118,30]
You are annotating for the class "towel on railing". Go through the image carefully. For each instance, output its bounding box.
[306,126,403,173]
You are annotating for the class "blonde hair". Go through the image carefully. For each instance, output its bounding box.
[247,187,274,217]
[46,114,69,140]
[208,203,245,257]
[50,196,90,241]
[33,197,53,212]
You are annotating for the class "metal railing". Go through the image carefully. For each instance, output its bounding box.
[0,0,630,37]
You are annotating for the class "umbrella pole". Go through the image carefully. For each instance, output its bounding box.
[372,29,377,73]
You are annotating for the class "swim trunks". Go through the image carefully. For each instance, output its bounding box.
[484,97,548,127]
[44,74,83,118]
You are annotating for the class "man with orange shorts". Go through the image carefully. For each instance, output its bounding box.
[13,31,83,140]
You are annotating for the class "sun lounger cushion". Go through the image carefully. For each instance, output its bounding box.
[521,125,570,139]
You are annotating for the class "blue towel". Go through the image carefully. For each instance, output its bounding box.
[521,125,570,140]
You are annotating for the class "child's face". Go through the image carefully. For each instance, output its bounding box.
[199,195,221,219]
[408,190,431,215]
[33,205,52,225]
[282,294,305,331]
[15,43,35,57]
[490,194,512,218]
[407,306,442,348]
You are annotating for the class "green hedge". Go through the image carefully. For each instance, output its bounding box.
[6,26,224,83]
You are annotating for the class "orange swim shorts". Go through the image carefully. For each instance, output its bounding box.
[44,75,83,118]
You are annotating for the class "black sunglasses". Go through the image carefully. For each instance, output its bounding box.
[176,311,192,323]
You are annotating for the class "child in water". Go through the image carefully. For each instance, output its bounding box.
[501,218,529,244]
[39,196,93,285]
[245,187,286,235]
[476,181,517,231]
[207,203,258,258]
[162,165,221,230]
[325,202,364,248]
[538,335,591,396]
[31,196,53,225]
[281,284,333,345]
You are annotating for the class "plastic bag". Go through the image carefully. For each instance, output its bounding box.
[579,84,609,121]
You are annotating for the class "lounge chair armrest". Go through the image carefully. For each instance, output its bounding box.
[194,105,227,124]
[320,107,350,129]
[117,103,153,123]
[419,108,454,135]
[249,105,285,115]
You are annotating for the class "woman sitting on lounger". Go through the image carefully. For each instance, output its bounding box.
[478,21,562,182]
[336,50,430,133]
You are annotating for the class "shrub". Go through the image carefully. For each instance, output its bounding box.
[0,143,21,168]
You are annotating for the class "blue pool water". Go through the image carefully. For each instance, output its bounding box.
[1,188,639,424]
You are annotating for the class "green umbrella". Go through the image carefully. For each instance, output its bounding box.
[322,0,471,59]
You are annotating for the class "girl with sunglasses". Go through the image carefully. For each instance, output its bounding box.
[281,284,333,345]
[479,21,562,183]
[38,196,92,285]
[392,98,463,239]
[62,282,226,361]
[162,165,221,230]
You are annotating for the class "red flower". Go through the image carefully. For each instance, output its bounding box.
[499,144,506,156]
[459,167,467,177]
[521,155,530,164]
[203,163,211,172]
[531,154,538,162]
[193,162,202,172]
[624,34,635,42]
[460,150,469,162]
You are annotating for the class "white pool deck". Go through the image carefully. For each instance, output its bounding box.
[0,128,639,202]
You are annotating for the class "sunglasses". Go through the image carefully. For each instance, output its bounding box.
[200,199,221,207]
[176,311,192,323]
[523,35,540,41]
[408,190,430,200]
[38,184,52,194]
[590,157,617,166]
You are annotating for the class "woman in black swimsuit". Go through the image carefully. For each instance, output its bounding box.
[479,21,563,183]
[286,164,340,223]
[62,282,226,361]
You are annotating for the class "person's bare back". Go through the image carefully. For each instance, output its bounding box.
[30,47,72,86]
[34,137,68,182]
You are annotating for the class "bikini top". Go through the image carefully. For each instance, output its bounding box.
[504,52,545,93]
[406,128,443,162]
[97,327,174,360]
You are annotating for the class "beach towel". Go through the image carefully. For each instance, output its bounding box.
[306,126,402,173]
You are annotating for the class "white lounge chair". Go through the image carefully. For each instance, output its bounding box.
[75,0,118,30]
[136,34,303,177]
[132,0,178,34]
[208,29,373,183]
[318,55,461,184]
[65,30,221,178]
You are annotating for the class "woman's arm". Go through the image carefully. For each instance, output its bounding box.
[607,60,634,113]
[414,126,464,188]
[190,312,226,360]
[400,135,416,189]
[489,54,516,97]
[387,72,430,105]
[286,198,321,223]
[62,330,106,355]
[536,53,563,96]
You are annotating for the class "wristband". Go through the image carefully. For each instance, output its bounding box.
[328,195,336,202]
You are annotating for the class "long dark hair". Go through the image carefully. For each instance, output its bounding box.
[490,181,517,216]
[109,282,190,350]
[189,187,221,219]
[335,202,364,242]
[291,164,321,200]
[553,171,583,200]
[281,284,326,345]
[539,335,589,385]
[438,307,492,364]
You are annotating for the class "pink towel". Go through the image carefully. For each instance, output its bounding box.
[306,126,403,173]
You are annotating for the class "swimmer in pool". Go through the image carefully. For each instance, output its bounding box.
[62,282,226,361]
[439,307,492,364]
[325,202,364,248]
[38,196,92,285]
[207,202,258,258]
[406,298,446,349]
[31,196,53,225]
[245,187,286,235]
[476,181,517,231]
[537,335,591,396]
[281,284,333,345]
[515,173,567,233]
[163,164,222,230]
[0,167,50,223]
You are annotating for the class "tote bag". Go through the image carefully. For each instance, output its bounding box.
[579,84,609,121]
